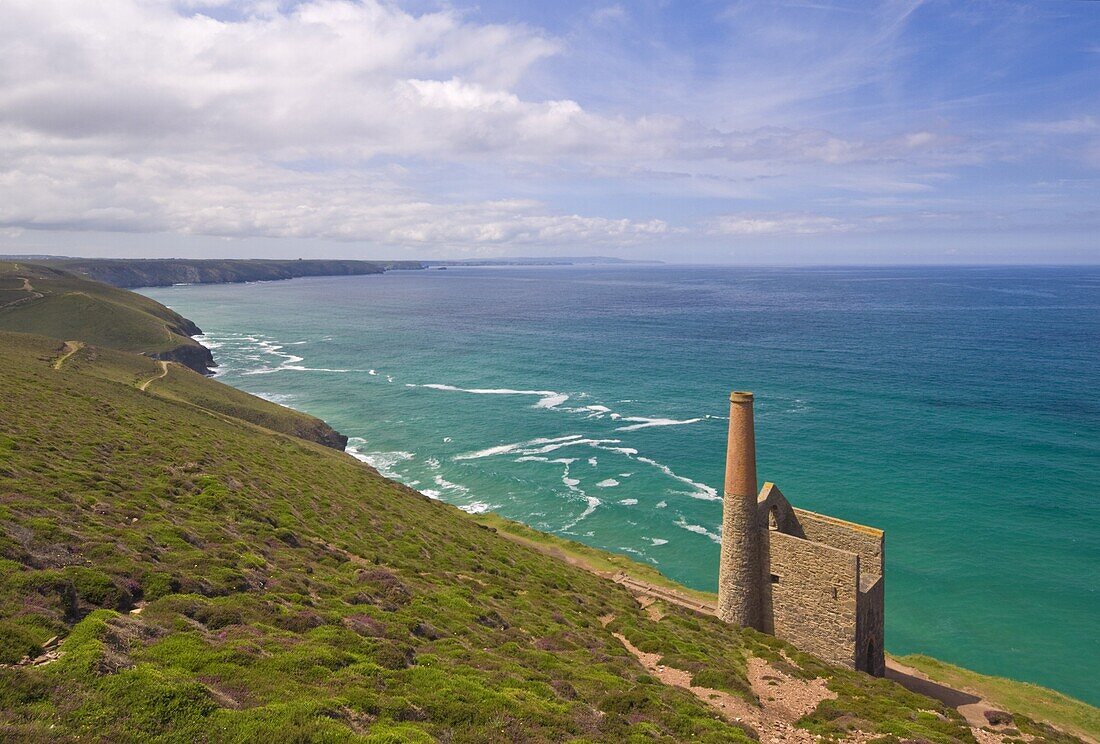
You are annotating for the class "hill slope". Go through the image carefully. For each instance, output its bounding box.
[0,330,1089,743]
[0,263,347,450]
[0,261,214,374]
[42,258,424,288]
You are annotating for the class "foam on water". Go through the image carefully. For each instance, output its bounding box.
[460,501,493,514]
[674,517,722,544]
[411,383,569,409]
[454,434,583,461]
[615,416,704,432]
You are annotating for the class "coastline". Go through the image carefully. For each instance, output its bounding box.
[137,266,1100,713]
[175,307,1098,740]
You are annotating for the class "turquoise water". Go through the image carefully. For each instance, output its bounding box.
[142,265,1100,704]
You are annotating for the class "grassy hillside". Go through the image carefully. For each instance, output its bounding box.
[896,655,1099,742]
[0,261,213,373]
[0,262,346,450]
[0,329,1054,743]
[43,258,424,288]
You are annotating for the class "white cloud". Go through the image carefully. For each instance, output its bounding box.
[0,0,1091,258]
[1021,116,1098,135]
[708,213,853,236]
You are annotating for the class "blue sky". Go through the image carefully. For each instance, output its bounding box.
[0,0,1097,262]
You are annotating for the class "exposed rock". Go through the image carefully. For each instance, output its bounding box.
[983,709,1014,726]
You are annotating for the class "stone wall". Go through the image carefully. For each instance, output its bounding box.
[764,530,859,669]
[856,574,885,675]
[793,508,885,579]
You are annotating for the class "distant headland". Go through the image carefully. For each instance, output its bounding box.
[0,256,662,289]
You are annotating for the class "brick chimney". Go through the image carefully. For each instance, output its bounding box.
[717,391,763,628]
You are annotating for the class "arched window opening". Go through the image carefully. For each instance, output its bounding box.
[768,505,779,530]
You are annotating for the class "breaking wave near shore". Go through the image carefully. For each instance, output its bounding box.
[185,328,734,570]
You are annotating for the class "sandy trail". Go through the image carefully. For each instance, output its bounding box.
[138,360,169,391]
[0,276,45,309]
[52,341,84,370]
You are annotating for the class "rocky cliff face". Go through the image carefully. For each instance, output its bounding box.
[45,258,425,288]
[148,342,217,377]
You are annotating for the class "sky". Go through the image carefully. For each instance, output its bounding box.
[1,0,1098,263]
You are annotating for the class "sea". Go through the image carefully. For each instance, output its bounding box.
[141,264,1100,704]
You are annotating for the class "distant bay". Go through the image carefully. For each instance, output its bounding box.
[142,264,1100,704]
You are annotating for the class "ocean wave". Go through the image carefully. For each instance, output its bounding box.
[432,474,469,495]
[410,383,569,410]
[193,334,223,350]
[346,440,414,480]
[455,434,583,461]
[674,517,722,544]
[461,432,717,503]
[596,478,620,488]
[561,495,600,530]
[617,498,638,505]
[614,416,704,432]
[635,455,718,500]
[207,334,352,375]
[459,501,493,515]
[554,459,601,530]
[253,392,296,405]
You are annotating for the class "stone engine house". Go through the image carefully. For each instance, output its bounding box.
[717,391,885,676]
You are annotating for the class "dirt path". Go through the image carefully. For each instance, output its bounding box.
[492,528,1011,730]
[52,341,84,370]
[600,613,865,743]
[605,571,1012,725]
[138,360,169,391]
[0,276,45,309]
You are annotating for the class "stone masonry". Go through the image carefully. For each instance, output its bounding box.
[717,391,885,676]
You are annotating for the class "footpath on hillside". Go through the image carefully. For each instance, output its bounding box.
[487,525,1087,743]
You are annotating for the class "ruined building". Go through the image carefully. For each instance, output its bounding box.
[717,391,885,676]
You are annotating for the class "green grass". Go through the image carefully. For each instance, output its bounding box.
[472,513,719,605]
[0,261,345,449]
[0,290,1093,742]
[0,262,203,357]
[896,655,1099,742]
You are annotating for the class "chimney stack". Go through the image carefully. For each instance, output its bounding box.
[717,391,763,628]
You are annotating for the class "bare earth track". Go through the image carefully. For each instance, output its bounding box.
[138,360,170,391]
[490,527,1082,743]
[0,276,44,309]
[52,341,84,370]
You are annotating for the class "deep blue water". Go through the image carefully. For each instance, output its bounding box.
[143,265,1100,704]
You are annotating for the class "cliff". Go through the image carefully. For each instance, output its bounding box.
[0,262,347,450]
[0,261,216,375]
[43,258,425,288]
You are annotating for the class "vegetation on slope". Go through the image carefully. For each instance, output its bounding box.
[0,329,1015,743]
[478,515,1099,742]
[896,655,1099,743]
[0,261,214,374]
[43,258,425,288]
[0,262,346,449]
